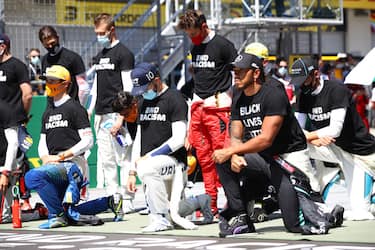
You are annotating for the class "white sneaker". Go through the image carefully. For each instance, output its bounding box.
[139,207,150,215]
[122,199,135,214]
[344,209,375,221]
[142,215,173,232]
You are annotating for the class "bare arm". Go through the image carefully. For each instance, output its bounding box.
[228,115,283,155]
[230,120,244,148]
[212,115,284,164]
[20,82,32,114]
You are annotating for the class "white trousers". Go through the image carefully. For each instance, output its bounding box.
[137,155,197,229]
[281,148,321,193]
[94,113,133,198]
[137,155,182,215]
[308,143,375,215]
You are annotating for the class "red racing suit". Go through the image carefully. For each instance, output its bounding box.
[188,100,230,214]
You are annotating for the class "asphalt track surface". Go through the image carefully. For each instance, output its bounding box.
[0,182,374,249]
[0,230,374,250]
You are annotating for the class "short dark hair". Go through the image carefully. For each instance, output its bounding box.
[38,26,58,42]
[177,9,206,30]
[112,91,136,113]
[276,56,287,65]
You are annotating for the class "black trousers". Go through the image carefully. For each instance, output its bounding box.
[216,153,301,233]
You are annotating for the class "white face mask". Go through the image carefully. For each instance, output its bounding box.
[97,33,111,48]
[278,67,288,77]
[31,56,40,65]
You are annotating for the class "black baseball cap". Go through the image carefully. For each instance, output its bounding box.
[0,34,10,47]
[130,62,159,96]
[232,52,263,70]
[290,57,316,87]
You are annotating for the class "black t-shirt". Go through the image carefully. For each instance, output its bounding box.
[0,57,29,127]
[41,47,86,101]
[138,88,188,164]
[296,80,375,155]
[191,34,237,99]
[94,43,135,115]
[41,98,90,155]
[231,84,307,156]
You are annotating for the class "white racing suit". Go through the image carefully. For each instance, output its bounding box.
[308,143,375,220]
[137,155,197,230]
[94,113,134,201]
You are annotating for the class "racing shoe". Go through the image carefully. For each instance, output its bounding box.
[70,214,104,226]
[301,222,328,235]
[39,212,68,229]
[330,205,344,228]
[109,193,124,221]
[219,214,256,238]
[142,214,173,232]
[250,207,268,223]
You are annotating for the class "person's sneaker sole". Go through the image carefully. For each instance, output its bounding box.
[70,215,104,226]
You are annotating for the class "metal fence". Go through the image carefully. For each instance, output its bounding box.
[2,0,345,71]
[3,0,160,68]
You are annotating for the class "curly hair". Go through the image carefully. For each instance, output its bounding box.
[177,9,206,30]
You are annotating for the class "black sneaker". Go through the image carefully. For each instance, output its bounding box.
[109,193,124,221]
[219,214,256,238]
[330,205,344,228]
[250,207,268,223]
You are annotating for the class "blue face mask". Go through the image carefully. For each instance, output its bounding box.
[97,34,111,48]
[31,56,40,65]
[278,67,288,77]
[142,89,157,100]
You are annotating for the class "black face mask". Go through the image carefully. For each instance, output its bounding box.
[47,44,62,56]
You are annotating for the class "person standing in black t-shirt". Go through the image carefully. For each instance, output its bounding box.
[178,10,237,215]
[87,13,135,212]
[38,26,87,105]
[0,34,32,223]
[212,53,343,237]
[291,57,375,220]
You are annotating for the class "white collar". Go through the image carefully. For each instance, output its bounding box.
[109,40,120,48]
[311,78,324,95]
[54,95,71,107]
[202,31,215,44]
[157,85,169,96]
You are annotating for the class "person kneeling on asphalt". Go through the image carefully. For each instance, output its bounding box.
[116,62,213,232]
[212,53,344,237]
[113,91,214,227]
[25,65,123,229]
